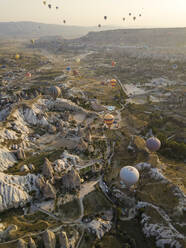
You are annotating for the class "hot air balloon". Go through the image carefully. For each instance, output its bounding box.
[172,64,178,70]
[26,72,31,78]
[1,65,6,69]
[56,6,59,10]
[43,1,46,5]
[98,24,101,28]
[123,18,125,21]
[104,114,114,128]
[15,54,20,60]
[120,166,139,187]
[63,20,66,24]
[129,13,132,16]
[139,14,142,17]
[133,17,136,21]
[30,39,35,45]
[75,58,80,63]
[49,86,61,100]
[48,4,51,9]
[73,70,79,76]
[66,67,71,72]
[146,137,161,152]
[104,16,107,20]
[110,79,117,88]
[112,61,116,67]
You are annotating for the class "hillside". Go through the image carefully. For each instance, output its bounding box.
[0,21,120,39]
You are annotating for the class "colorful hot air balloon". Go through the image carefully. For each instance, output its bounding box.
[112,61,116,67]
[66,67,71,72]
[104,114,114,128]
[49,86,61,100]
[15,54,20,60]
[120,166,139,187]
[146,137,161,152]
[110,79,117,88]
[26,72,31,78]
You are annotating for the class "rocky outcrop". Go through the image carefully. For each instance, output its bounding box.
[42,158,54,179]
[86,218,112,239]
[0,224,17,242]
[0,147,17,172]
[0,172,39,212]
[61,168,81,191]
[20,164,30,172]
[17,238,27,248]
[41,182,56,199]
[42,230,56,248]
[17,148,26,160]
[28,237,37,248]
[59,231,69,248]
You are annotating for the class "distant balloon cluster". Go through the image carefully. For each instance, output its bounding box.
[41,1,142,27]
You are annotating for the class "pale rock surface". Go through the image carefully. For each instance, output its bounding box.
[42,230,56,248]
[17,148,26,160]
[86,218,112,239]
[0,172,39,212]
[0,147,17,172]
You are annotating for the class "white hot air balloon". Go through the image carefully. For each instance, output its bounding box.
[120,166,139,187]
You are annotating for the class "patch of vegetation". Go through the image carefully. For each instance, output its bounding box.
[58,198,81,220]
[83,190,112,216]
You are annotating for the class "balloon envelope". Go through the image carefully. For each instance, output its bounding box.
[15,54,20,60]
[104,114,114,128]
[49,86,61,100]
[146,137,161,152]
[110,79,117,88]
[120,166,139,186]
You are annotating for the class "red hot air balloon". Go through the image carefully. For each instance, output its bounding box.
[26,72,31,78]
[112,61,116,67]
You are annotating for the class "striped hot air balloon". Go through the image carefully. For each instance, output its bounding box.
[146,137,161,152]
[49,86,61,100]
[110,79,117,88]
[104,114,114,128]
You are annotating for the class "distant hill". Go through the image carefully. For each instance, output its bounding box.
[72,28,186,48]
[0,21,121,39]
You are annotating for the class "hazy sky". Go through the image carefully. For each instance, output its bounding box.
[0,0,186,27]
